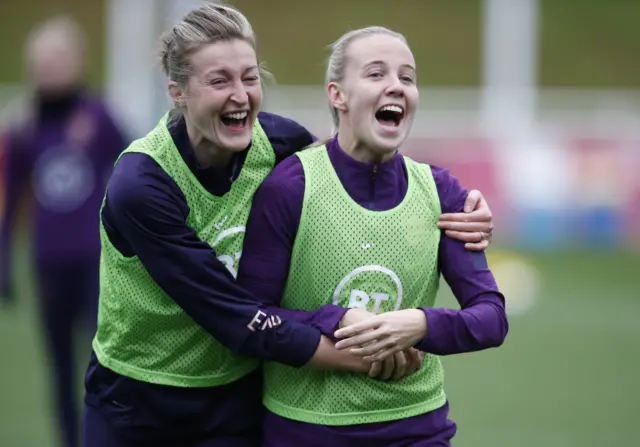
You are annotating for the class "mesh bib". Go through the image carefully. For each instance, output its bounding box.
[93,114,275,387]
[263,145,445,425]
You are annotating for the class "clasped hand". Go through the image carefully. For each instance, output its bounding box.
[337,308,428,380]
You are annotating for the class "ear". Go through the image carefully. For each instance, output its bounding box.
[328,82,347,113]
[168,81,186,108]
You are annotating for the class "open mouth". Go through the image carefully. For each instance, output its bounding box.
[375,104,404,127]
[221,111,249,130]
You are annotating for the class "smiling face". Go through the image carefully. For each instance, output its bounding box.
[328,33,419,159]
[170,39,263,156]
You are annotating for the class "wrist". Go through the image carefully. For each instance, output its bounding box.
[338,307,369,330]
[410,308,428,343]
[337,308,352,330]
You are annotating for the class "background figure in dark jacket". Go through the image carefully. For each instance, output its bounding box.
[0,16,127,447]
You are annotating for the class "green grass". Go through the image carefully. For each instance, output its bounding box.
[1,243,639,446]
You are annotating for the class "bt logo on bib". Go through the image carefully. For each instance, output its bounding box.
[332,265,403,314]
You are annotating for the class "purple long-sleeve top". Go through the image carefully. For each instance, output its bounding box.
[0,89,126,291]
[84,112,329,444]
[236,136,508,445]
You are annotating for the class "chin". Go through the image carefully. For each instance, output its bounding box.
[214,126,253,153]
[371,135,406,154]
[220,136,251,152]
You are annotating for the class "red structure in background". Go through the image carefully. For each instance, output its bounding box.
[403,137,512,240]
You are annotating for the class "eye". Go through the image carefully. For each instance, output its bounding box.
[208,78,226,86]
[400,75,415,84]
[368,72,383,79]
[243,75,260,83]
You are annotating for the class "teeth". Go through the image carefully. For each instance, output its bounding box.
[379,105,403,114]
[223,111,248,120]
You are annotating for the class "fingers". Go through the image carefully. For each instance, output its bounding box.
[441,229,491,244]
[464,241,489,251]
[368,349,423,381]
[380,356,395,380]
[391,351,407,381]
[404,348,417,367]
[463,189,483,213]
[348,337,396,357]
[335,329,381,350]
[438,219,493,233]
[409,349,424,371]
[334,318,381,340]
[363,345,402,363]
[439,211,491,224]
[402,348,422,377]
[368,361,382,378]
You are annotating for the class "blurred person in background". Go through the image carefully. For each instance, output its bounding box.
[82,4,494,447]
[0,16,127,447]
[238,26,507,446]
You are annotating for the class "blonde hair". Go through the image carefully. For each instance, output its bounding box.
[325,26,407,131]
[158,3,257,89]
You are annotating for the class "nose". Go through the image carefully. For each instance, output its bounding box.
[230,81,249,105]
[385,76,405,97]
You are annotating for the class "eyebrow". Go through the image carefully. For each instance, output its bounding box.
[204,65,259,77]
[364,60,416,72]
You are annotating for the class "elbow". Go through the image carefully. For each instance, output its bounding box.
[486,309,509,349]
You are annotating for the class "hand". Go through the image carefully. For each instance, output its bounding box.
[334,309,427,362]
[367,352,402,381]
[368,348,424,381]
[339,307,375,329]
[437,189,494,251]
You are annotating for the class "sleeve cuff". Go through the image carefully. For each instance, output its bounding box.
[414,308,441,353]
[279,326,322,367]
[314,304,349,340]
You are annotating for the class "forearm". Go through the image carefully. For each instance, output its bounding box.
[306,335,370,373]
[416,298,507,355]
[271,305,348,338]
[426,225,508,355]
[236,156,356,367]
[237,228,348,340]
[141,247,324,367]
[105,169,323,367]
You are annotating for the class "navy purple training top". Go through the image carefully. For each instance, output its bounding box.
[237,136,508,445]
[84,113,328,444]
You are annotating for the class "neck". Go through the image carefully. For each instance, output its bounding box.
[337,127,396,164]
[185,118,233,168]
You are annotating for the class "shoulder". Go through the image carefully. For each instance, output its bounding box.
[257,112,317,163]
[255,151,305,204]
[107,152,187,217]
[430,164,468,213]
[408,162,467,214]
